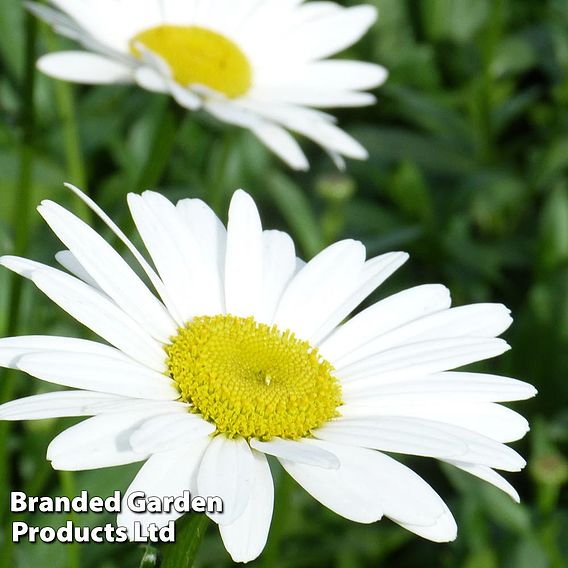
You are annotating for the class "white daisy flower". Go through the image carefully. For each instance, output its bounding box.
[0,186,535,563]
[29,0,388,170]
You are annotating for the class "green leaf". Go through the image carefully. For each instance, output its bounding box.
[464,547,499,568]
[491,35,537,78]
[139,546,160,568]
[422,0,490,43]
[266,173,324,257]
[353,127,477,176]
[388,161,433,224]
[538,184,568,272]
[478,484,532,534]
[382,85,473,145]
[160,514,209,568]
[510,539,549,568]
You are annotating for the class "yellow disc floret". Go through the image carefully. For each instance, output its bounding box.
[130,25,252,98]
[166,315,342,440]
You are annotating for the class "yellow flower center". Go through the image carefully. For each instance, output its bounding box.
[129,25,252,98]
[166,315,342,440]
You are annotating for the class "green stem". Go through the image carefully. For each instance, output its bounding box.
[113,98,185,242]
[159,514,210,568]
[476,0,503,163]
[58,471,80,568]
[261,467,293,568]
[139,545,160,568]
[0,11,38,568]
[208,129,234,215]
[134,99,184,192]
[45,31,90,221]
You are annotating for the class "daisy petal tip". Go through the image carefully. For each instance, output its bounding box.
[375,66,389,87]
[410,510,458,543]
[0,256,24,272]
[292,159,310,172]
[63,182,83,194]
[232,188,254,203]
[350,146,369,161]
[353,4,378,26]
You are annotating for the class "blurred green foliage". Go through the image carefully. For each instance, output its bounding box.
[0,0,567,567]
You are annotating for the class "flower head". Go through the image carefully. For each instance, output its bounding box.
[30,0,388,170]
[0,186,535,562]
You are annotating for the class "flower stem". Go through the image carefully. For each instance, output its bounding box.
[261,466,294,568]
[0,9,38,567]
[135,98,184,192]
[112,97,184,242]
[159,514,210,568]
[45,30,90,221]
[59,471,80,568]
[208,129,234,215]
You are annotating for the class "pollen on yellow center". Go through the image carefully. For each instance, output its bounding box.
[166,315,343,440]
[129,25,252,98]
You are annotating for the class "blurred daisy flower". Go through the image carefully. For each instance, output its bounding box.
[29,0,388,170]
[0,187,535,562]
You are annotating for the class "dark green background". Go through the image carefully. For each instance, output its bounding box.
[0,0,567,566]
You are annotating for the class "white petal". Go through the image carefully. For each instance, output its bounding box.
[291,60,388,91]
[250,85,377,109]
[337,337,510,383]
[0,256,166,371]
[314,415,526,470]
[118,437,211,535]
[129,413,215,453]
[205,100,262,129]
[62,183,175,318]
[288,5,377,60]
[257,230,297,324]
[219,451,274,563]
[37,52,132,84]
[197,436,255,525]
[250,437,339,469]
[176,197,227,312]
[397,506,457,543]
[0,335,123,364]
[55,250,100,289]
[282,439,456,536]
[314,416,465,460]
[170,82,202,110]
[128,192,222,320]
[27,2,82,41]
[273,240,365,341]
[224,190,264,318]
[0,391,126,420]
[47,411,158,470]
[347,401,529,444]
[251,122,309,171]
[42,0,132,51]
[343,371,537,403]
[246,101,369,160]
[336,303,512,368]
[445,460,520,502]
[320,284,452,363]
[39,201,176,342]
[134,65,169,93]
[78,399,187,415]
[280,439,383,523]
[15,351,177,400]
[310,252,409,345]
